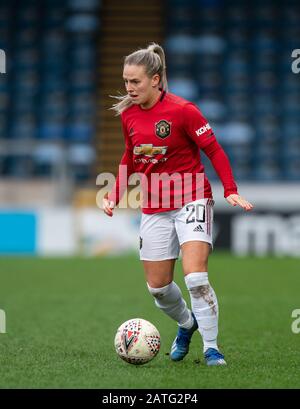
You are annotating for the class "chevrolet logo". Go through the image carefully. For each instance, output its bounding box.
[133,144,168,157]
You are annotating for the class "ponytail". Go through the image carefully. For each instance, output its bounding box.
[147,42,168,92]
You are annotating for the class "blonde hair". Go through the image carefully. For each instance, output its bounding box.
[110,43,168,115]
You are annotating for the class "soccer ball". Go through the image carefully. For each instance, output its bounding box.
[114,318,160,365]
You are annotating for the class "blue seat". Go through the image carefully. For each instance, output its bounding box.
[66,121,93,142]
[38,122,65,140]
[33,143,64,176]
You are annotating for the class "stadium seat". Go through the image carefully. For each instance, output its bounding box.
[0,0,99,181]
[164,0,298,181]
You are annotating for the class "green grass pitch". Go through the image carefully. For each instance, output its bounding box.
[0,253,299,389]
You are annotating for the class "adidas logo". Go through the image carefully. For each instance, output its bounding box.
[193,225,204,232]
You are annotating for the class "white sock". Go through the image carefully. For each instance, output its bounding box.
[185,272,219,353]
[147,281,193,328]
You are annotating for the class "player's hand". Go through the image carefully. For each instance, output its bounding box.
[103,193,115,217]
[226,194,253,211]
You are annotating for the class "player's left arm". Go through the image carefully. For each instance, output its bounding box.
[182,103,253,212]
[202,140,253,212]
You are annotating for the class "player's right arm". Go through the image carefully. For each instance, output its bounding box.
[103,147,134,216]
[103,116,134,217]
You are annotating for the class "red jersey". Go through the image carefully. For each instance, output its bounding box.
[109,91,238,214]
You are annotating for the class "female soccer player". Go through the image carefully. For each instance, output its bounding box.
[103,43,253,366]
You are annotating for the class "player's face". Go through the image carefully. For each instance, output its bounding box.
[123,64,160,108]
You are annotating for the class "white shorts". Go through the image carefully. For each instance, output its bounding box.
[139,199,214,261]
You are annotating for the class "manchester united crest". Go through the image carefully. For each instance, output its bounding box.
[155,120,171,139]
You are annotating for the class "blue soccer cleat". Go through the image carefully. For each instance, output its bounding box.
[204,348,227,366]
[170,313,198,361]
